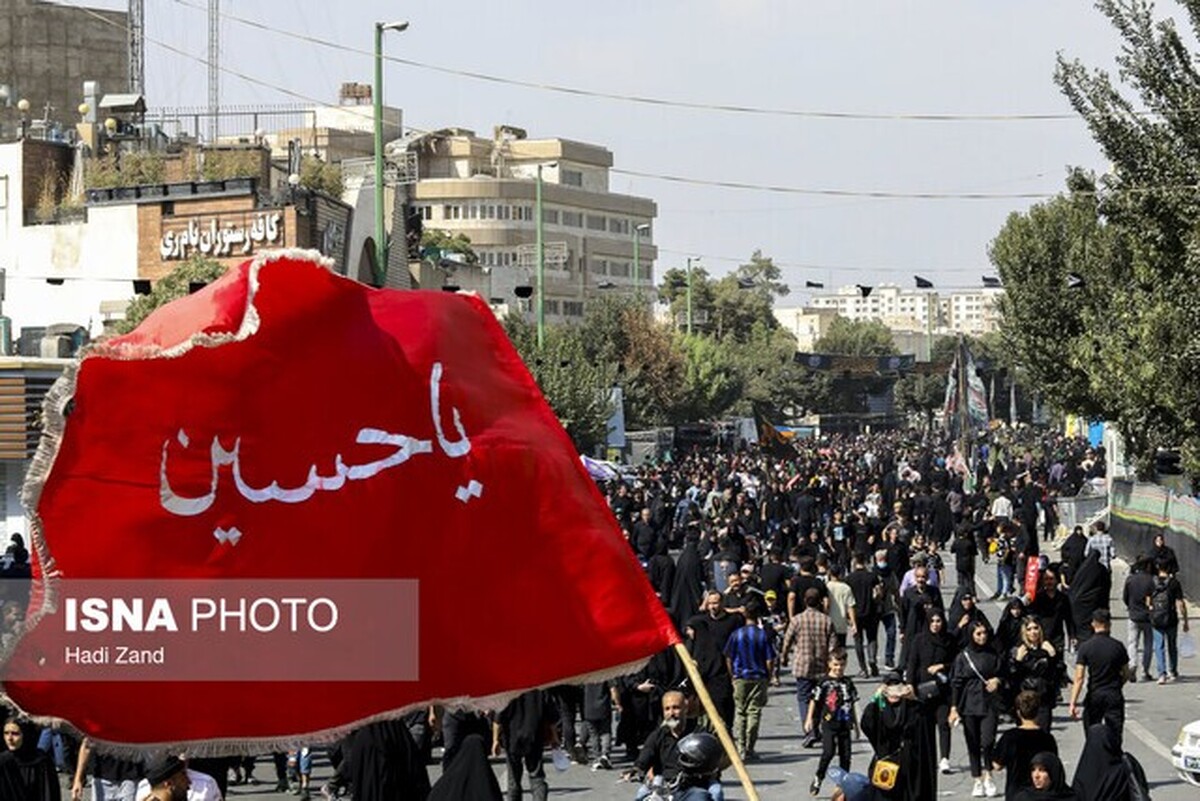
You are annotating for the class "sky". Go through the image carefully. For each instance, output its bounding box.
[78,0,1147,298]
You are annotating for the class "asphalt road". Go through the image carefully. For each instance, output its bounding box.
[73,540,1200,800]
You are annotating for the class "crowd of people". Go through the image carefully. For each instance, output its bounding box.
[590,429,1179,800]
[0,427,1189,801]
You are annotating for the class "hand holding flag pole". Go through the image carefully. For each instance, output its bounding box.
[673,642,761,801]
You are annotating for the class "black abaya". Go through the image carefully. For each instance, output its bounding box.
[427,734,502,801]
[0,735,60,801]
[1067,552,1111,645]
[860,694,937,800]
[340,719,431,801]
[1071,723,1129,801]
[668,538,706,628]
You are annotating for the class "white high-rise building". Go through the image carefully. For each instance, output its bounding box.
[808,284,1003,336]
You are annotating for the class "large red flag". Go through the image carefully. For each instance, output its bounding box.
[1,250,678,751]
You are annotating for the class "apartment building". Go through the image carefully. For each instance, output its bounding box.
[809,283,1003,336]
[401,126,656,319]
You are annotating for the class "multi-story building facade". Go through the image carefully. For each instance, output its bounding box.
[809,283,1003,336]
[0,0,128,141]
[401,126,656,320]
[772,306,838,351]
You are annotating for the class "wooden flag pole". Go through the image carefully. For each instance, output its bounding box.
[673,642,760,801]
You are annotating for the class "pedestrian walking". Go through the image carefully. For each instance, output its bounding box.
[723,601,778,761]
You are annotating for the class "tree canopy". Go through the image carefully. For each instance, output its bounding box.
[116,255,229,334]
[994,0,1200,474]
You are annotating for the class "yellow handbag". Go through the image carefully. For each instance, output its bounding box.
[871,756,900,791]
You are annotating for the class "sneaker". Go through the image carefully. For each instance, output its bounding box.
[598,754,612,770]
[274,782,290,794]
[809,777,821,796]
[1143,672,1155,683]
[590,760,601,772]
[939,757,951,774]
[972,779,985,798]
[1127,669,1137,683]
[1168,672,1179,682]
[984,776,997,797]
[1158,674,1168,685]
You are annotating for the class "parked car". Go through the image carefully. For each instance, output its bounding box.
[1172,719,1200,786]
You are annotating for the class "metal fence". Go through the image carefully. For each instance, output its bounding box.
[1110,479,1200,599]
[145,105,317,144]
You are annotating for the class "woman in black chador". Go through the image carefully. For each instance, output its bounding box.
[860,673,937,800]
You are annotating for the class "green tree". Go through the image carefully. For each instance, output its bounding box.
[658,265,715,332]
[814,317,897,356]
[990,173,1110,421]
[116,256,229,334]
[996,0,1200,474]
[420,229,479,265]
[576,295,688,428]
[675,335,743,421]
[502,315,616,453]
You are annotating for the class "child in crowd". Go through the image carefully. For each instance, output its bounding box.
[806,650,859,797]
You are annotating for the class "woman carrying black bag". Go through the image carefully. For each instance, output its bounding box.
[906,611,959,775]
[950,622,1006,798]
[1006,617,1063,731]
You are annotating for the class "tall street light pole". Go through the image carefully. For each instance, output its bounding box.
[535,161,558,349]
[686,256,700,335]
[373,19,408,287]
[633,223,649,299]
[536,163,545,349]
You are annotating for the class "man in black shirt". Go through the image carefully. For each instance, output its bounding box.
[1122,556,1156,682]
[992,690,1059,801]
[622,691,722,800]
[1068,608,1129,745]
[845,554,882,677]
[786,556,828,619]
[1027,567,1075,654]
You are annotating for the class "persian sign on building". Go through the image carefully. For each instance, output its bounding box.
[160,211,285,260]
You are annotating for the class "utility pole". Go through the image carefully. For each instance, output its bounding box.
[207,0,219,143]
[128,0,144,96]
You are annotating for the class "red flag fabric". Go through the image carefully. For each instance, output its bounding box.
[1023,556,1042,601]
[3,250,678,751]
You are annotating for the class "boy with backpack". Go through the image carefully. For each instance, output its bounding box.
[1148,558,1189,684]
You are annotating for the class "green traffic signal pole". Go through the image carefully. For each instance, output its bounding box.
[536,163,545,349]
[373,20,408,287]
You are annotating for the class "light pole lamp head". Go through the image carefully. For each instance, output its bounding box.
[77,102,90,118]
[635,223,650,234]
[378,20,409,32]
[17,98,30,113]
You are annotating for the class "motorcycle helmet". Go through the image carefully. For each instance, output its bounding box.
[676,731,722,775]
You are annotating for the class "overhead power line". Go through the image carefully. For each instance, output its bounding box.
[163,0,1088,124]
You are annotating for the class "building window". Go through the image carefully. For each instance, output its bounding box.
[611,261,630,277]
[562,211,582,227]
[592,259,608,274]
[561,169,583,187]
[543,208,559,224]
[609,217,629,235]
[484,205,496,219]
[563,300,584,317]
[586,214,606,231]
[546,299,561,314]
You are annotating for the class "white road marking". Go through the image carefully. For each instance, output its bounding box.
[1127,718,1175,761]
